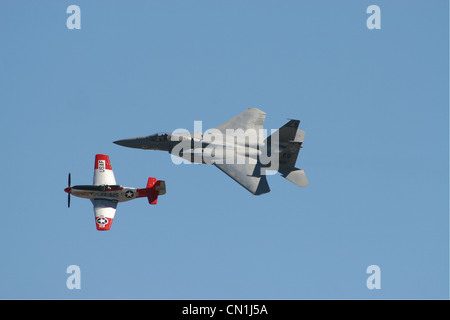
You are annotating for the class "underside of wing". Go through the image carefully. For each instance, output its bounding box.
[214,162,270,195]
[93,154,117,186]
[91,198,118,230]
[216,108,266,134]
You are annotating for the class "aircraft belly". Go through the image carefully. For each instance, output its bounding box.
[72,190,136,202]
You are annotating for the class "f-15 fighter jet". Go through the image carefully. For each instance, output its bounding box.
[114,108,308,195]
[64,154,166,230]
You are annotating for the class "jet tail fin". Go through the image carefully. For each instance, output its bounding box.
[264,120,305,170]
[265,120,304,146]
[263,119,309,188]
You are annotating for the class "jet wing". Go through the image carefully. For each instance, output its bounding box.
[93,154,116,185]
[216,108,266,134]
[213,108,269,195]
[91,198,118,230]
[213,162,270,195]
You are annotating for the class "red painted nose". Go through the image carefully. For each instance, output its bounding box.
[64,187,72,193]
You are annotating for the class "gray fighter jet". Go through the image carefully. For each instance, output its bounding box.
[113,108,308,195]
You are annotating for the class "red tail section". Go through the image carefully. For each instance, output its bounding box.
[146,177,158,204]
[137,177,166,205]
[147,177,157,188]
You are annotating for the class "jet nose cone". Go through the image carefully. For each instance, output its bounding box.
[113,138,131,147]
[113,137,149,149]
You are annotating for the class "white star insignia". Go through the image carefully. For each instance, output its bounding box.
[125,190,134,198]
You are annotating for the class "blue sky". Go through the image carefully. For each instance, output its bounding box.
[0,1,448,299]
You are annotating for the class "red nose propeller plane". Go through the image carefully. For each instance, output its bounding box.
[64,154,166,230]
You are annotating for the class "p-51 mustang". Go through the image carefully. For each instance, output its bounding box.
[64,154,166,230]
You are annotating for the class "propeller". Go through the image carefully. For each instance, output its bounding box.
[68,172,71,208]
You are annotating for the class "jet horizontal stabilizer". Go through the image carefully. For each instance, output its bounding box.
[279,168,309,187]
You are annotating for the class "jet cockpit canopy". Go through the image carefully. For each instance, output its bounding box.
[148,132,169,142]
